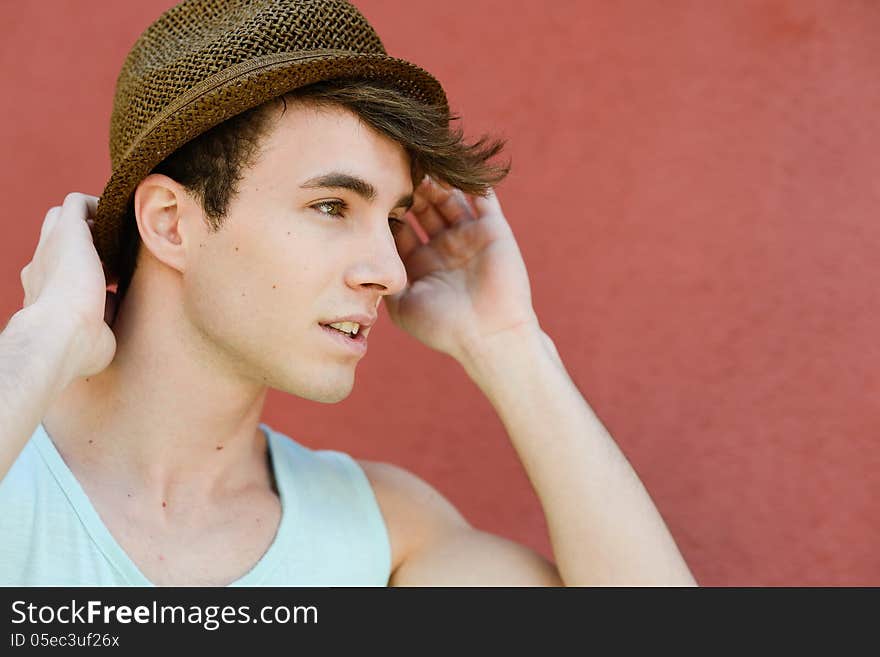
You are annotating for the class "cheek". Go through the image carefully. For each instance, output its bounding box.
[188,236,321,330]
[181,251,249,340]
[253,227,338,304]
[180,252,291,375]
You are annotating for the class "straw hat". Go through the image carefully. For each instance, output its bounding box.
[94,0,448,278]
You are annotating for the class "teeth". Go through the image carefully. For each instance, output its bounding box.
[328,321,360,335]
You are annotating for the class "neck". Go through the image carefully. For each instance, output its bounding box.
[42,267,272,505]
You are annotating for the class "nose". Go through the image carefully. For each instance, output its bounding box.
[344,220,409,296]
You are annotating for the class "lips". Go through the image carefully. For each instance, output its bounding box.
[322,323,359,338]
[319,322,368,355]
[318,313,377,338]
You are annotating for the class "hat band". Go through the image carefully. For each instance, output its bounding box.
[121,49,363,164]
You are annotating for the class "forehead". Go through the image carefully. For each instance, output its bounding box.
[255,101,411,184]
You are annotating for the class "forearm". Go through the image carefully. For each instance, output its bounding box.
[460,325,696,586]
[0,304,76,482]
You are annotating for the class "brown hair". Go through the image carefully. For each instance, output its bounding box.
[113,77,510,305]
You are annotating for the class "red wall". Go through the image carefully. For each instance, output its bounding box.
[2,0,878,586]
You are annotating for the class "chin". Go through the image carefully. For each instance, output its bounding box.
[308,385,354,404]
[277,371,356,404]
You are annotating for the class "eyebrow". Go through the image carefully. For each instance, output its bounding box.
[300,171,414,212]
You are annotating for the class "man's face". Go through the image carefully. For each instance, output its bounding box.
[181,101,412,402]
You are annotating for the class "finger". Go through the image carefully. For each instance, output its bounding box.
[472,186,514,239]
[397,238,444,282]
[57,195,111,282]
[68,192,99,216]
[60,192,99,226]
[448,188,477,222]
[84,217,108,276]
[38,206,62,244]
[20,265,32,308]
[472,186,504,218]
[393,218,422,259]
[422,176,475,227]
[410,178,448,238]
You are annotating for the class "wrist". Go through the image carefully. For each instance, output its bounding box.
[10,303,84,388]
[458,319,550,381]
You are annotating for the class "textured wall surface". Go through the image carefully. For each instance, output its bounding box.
[2,1,878,585]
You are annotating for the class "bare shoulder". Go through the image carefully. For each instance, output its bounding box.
[356,459,469,572]
[356,459,563,586]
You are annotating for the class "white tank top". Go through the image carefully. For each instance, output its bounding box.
[0,422,391,586]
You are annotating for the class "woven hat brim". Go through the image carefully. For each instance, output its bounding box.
[94,49,448,279]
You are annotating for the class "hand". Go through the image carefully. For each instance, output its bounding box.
[19,193,118,383]
[383,177,540,363]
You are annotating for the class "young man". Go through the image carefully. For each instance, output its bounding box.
[0,0,696,586]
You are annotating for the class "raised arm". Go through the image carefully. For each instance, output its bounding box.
[381,177,695,585]
[0,193,117,482]
[457,323,696,585]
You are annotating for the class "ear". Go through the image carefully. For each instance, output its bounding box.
[132,173,202,274]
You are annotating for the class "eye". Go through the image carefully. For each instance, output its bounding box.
[311,200,347,217]
[311,200,407,233]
